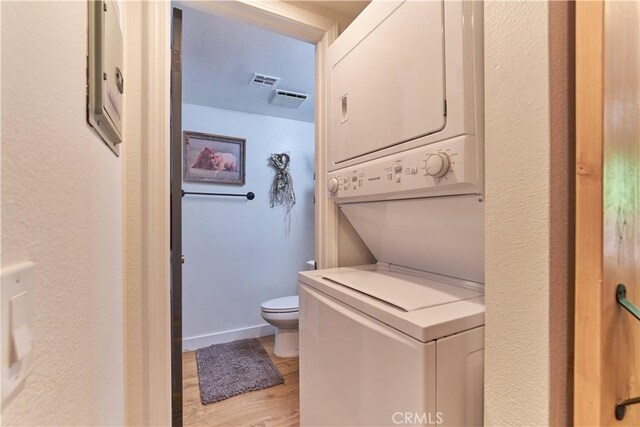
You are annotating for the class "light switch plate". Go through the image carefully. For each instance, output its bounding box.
[1,262,35,403]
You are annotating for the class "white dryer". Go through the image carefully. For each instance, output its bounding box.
[299,0,484,425]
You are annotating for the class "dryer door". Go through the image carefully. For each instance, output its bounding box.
[329,0,446,165]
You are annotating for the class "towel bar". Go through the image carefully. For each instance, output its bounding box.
[616,396,640,421]
[181,190,255,200]
[617,284,640,321]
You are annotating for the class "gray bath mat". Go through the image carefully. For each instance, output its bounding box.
[195,338,284,405]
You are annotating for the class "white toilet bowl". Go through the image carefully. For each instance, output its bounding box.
[261,295,299,358]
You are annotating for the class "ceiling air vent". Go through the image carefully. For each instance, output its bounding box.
[269,89,308,109]
[249,73,280,89]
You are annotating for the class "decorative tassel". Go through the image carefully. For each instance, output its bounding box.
[268,153,296,232]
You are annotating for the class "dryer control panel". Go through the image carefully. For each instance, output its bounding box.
[327,136,481,202]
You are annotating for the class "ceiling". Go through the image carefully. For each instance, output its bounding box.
[284,1,370,32]
[180,5,316,122]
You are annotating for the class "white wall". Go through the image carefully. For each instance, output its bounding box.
[484,1,571,425]
[1,1,124,425]
[182,103,315,349]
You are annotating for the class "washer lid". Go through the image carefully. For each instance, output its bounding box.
[261,295,299,312]
[299,266,485,343]
[322,270,481,312]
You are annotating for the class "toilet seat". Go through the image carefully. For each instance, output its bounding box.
[261,295,299,313]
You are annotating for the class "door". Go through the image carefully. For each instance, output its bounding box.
[328,0,446,164]
[170,7,183,427]
[575,1,640,425]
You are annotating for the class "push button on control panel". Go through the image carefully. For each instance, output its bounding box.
[394,165,403,173]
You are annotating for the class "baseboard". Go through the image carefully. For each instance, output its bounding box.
[183,323,276,351]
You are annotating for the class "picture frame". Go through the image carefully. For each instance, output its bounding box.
[183,131,246,185]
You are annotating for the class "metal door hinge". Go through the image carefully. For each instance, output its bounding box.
[171,49,181,72]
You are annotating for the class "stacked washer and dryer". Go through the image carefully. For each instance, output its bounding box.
[299,1,484,426]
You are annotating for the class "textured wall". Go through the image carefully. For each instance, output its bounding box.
[182,103,315,349]
[484,1,568,425]
[1,1,124,425]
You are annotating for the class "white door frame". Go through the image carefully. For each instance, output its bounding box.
[141,1,339,424]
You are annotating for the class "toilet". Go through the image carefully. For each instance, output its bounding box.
[261,295,299,358]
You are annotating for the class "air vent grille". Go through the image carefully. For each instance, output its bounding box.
[276,90,307,99]
[269,89,309,109]
[249,73,280,88]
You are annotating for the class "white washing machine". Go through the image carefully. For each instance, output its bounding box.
[299,265,484,426]
[299,1,484,425]
[299,192,485,426]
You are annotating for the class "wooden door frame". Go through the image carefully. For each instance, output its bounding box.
[574,1,604,423]
[140,1,339,424]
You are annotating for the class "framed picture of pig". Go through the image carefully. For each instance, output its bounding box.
[183,131,246,185]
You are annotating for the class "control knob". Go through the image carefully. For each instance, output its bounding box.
[327,177,340,194]
[424,153,450,178]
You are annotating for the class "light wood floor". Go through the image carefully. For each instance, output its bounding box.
[183,335,300,427]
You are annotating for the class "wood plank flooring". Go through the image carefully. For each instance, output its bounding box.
[183,335,300,426]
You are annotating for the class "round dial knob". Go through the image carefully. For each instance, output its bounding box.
[327,177,340,193]
[425,153,450,178]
